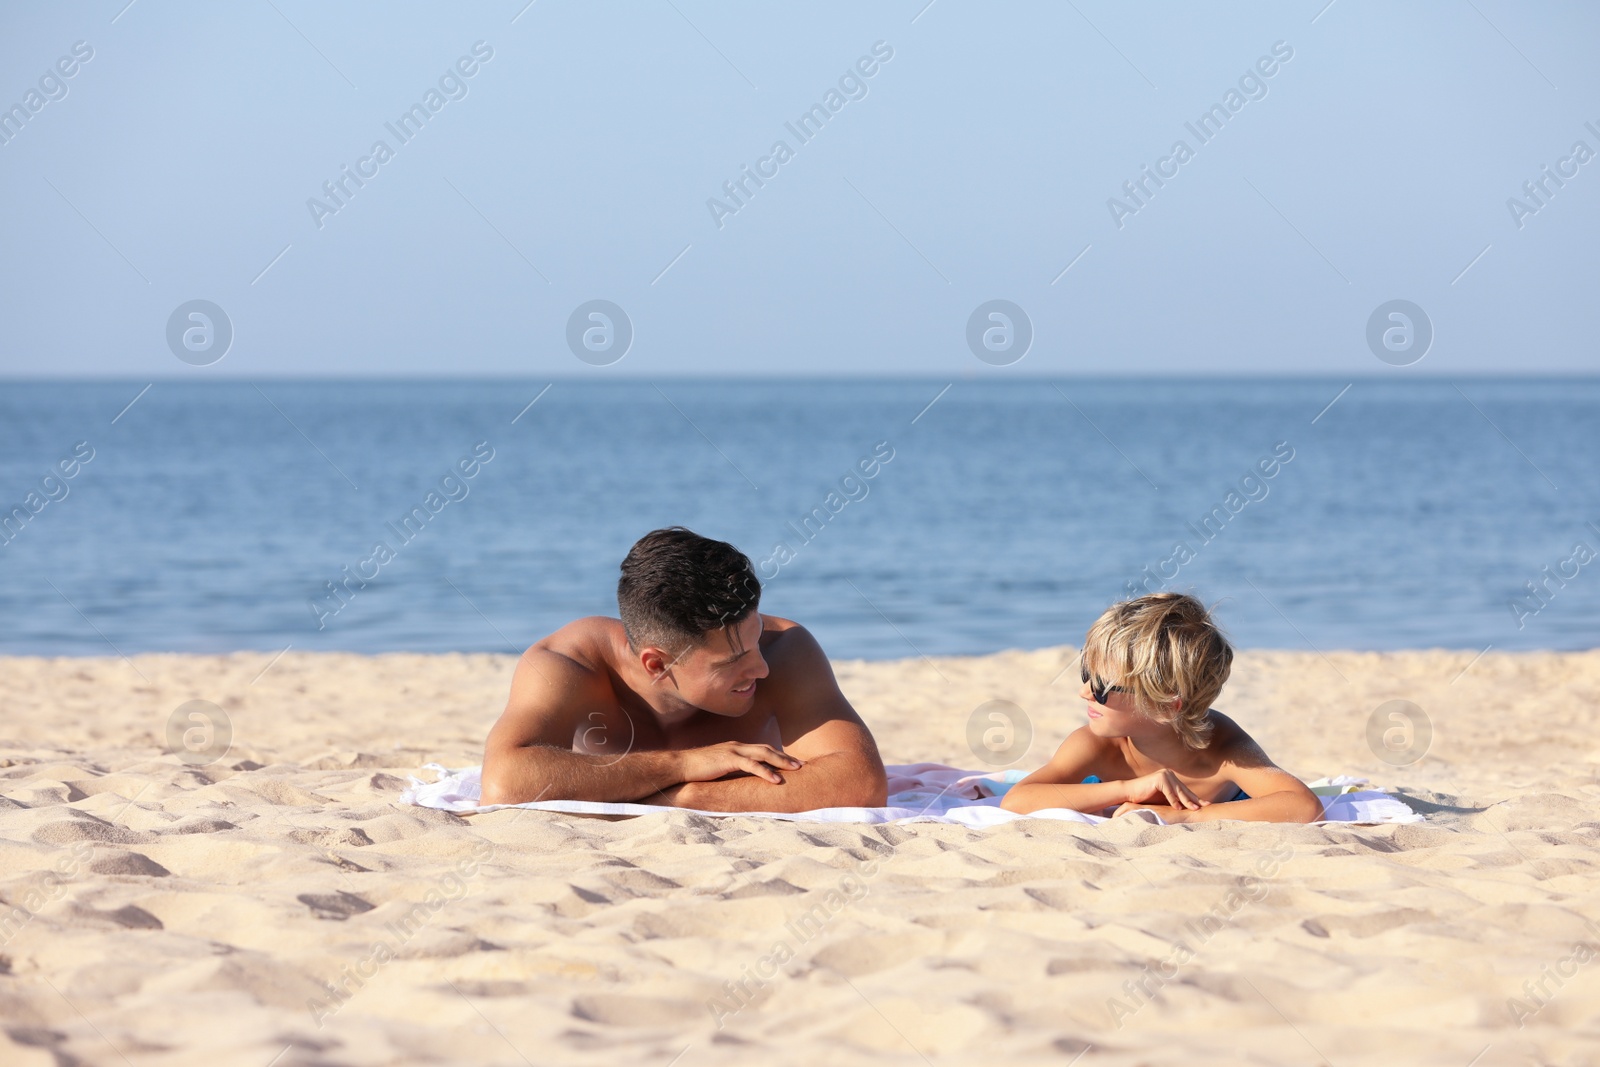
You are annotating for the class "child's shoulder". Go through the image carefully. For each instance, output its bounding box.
[1200,709,1272,765]
[1062,721,1118,749]
[1051,723,1121,762]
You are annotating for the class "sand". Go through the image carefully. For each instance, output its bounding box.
[2,645,1598,1067]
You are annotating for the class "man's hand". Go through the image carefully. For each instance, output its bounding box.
[1122,769,1210,811]
[643,623,885,813]
[677,742,803,785]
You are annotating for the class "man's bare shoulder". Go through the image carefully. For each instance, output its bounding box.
[755,616,841,697]
[754,615,863,721]
[748,615,879,778]
[527,616,626,672]
[756,614,822,665]
[503,617,629,710]
[490,619,623,754]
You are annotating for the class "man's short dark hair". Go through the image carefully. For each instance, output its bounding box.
[617,527,761,652]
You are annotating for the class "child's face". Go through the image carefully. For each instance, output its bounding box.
[1080,664,1153,738]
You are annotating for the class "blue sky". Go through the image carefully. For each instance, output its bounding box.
[1,0,1595,377]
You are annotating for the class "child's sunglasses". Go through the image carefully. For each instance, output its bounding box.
[1081,666,1130,705]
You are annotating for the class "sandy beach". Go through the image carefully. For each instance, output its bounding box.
[2,646,1598,1066]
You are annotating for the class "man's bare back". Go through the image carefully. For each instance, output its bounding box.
[480,611,888,812]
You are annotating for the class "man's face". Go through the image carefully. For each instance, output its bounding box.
[666,611,769,716]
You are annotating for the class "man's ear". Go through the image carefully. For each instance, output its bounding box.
[639,646,670,680]
[640,644,691,683]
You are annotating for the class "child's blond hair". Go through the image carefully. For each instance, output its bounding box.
[1082,592,1233,748]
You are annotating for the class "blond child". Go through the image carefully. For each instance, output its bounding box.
[1001,593,1322,823]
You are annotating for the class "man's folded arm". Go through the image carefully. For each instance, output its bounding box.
[648,628,888,813]
[481,743,685,806]
[479,648,682,806]
[645,726,884,812]
[479,627,889,812]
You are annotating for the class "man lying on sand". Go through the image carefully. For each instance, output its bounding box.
[1001,593,1323,823]
[480,527,887,811]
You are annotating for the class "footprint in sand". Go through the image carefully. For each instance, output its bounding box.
[296,891,376,921]
[87,851,171,877]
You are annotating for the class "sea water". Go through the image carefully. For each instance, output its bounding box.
[1,379,1595,658]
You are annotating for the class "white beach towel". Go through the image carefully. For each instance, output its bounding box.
[399,763,1422,827]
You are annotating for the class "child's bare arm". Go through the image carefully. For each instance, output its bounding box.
[1216,730,1322,822]
[1115,782,1319,823]
[1001,727,1112,813]
[1000,728,1209,815]
[1114,725,1321,823]
[1179,763,1321,822]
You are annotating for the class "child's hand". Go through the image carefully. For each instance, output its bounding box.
[1111,801,1195,822]
[1123,769,1210,811]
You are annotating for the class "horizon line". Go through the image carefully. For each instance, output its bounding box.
[5,372,1600,383]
